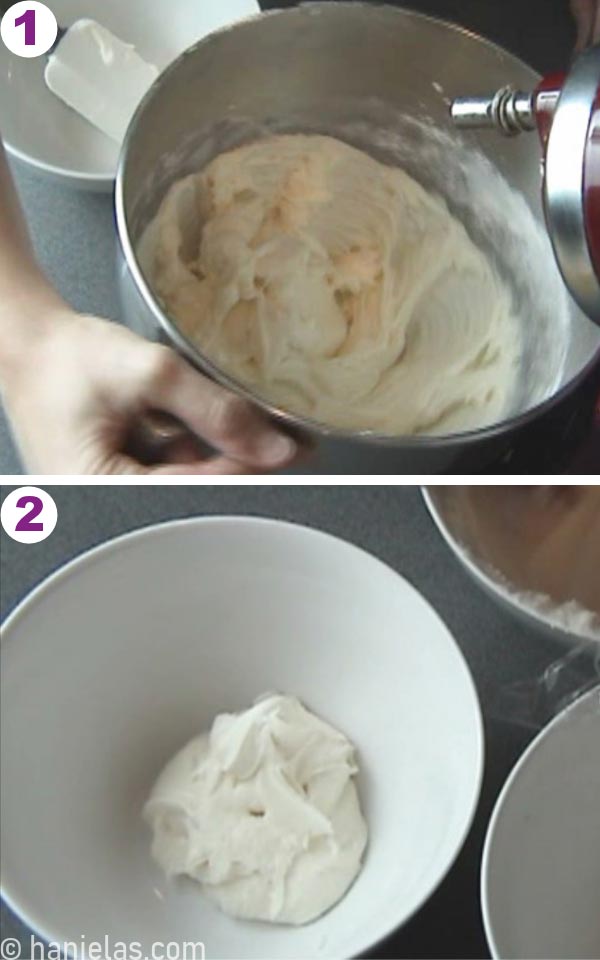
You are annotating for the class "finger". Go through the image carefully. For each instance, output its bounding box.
[123,410,214,465]
[105,452,259,475]
[142,347,296,469]
[571,0,594,49]
[161,436,211,464]
[593,1,600,42]
[150,458,261,475]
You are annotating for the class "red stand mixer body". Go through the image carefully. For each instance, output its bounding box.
[451,46,600,325]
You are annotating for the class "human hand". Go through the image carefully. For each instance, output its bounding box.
[1,309,297,475]
[570,0,600,51]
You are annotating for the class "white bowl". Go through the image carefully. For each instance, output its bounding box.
[0,517,483,960]
[482,686,600,960]
[0,0,259,190]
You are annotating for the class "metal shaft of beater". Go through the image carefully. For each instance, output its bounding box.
[450,86,536,135]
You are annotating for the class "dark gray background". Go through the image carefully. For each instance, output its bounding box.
[2,485,597,958]
[0,0,584,474]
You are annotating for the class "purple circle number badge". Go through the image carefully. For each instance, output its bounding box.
[0,1,58,58]
[1,487,58,543]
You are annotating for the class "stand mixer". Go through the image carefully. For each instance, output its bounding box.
[117,4,600,472]
[451,44,600,326]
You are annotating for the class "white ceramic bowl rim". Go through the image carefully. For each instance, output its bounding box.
[0,0,262,185]
[3,140,113,183]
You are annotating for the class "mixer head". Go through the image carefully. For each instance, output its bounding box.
[450,45,600,325]
[450,87,537,135]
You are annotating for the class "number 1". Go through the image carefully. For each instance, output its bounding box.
[15,9,36,46]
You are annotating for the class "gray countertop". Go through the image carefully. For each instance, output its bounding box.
[0,0,579,475]
[1,485,596,958]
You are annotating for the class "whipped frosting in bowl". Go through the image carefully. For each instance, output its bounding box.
[144,134,522,436]
[144,694,368,925]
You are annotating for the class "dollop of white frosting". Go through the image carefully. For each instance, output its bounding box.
[144,695,368,924]
[145,134,521,435]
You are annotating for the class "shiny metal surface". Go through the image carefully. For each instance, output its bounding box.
[545,45,600,323]
[451,87,536,134]
[423,486,600,644]
[116,3,600,473]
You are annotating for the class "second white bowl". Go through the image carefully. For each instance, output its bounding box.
[0,0,259,189]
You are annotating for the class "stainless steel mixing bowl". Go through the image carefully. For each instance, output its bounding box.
[115,3,600,473]
[423,485,600,644]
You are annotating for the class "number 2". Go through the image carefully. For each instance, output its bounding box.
[14,9,36,46]
[15,495,44,532]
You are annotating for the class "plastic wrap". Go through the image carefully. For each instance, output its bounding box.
[489,640,600,729]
